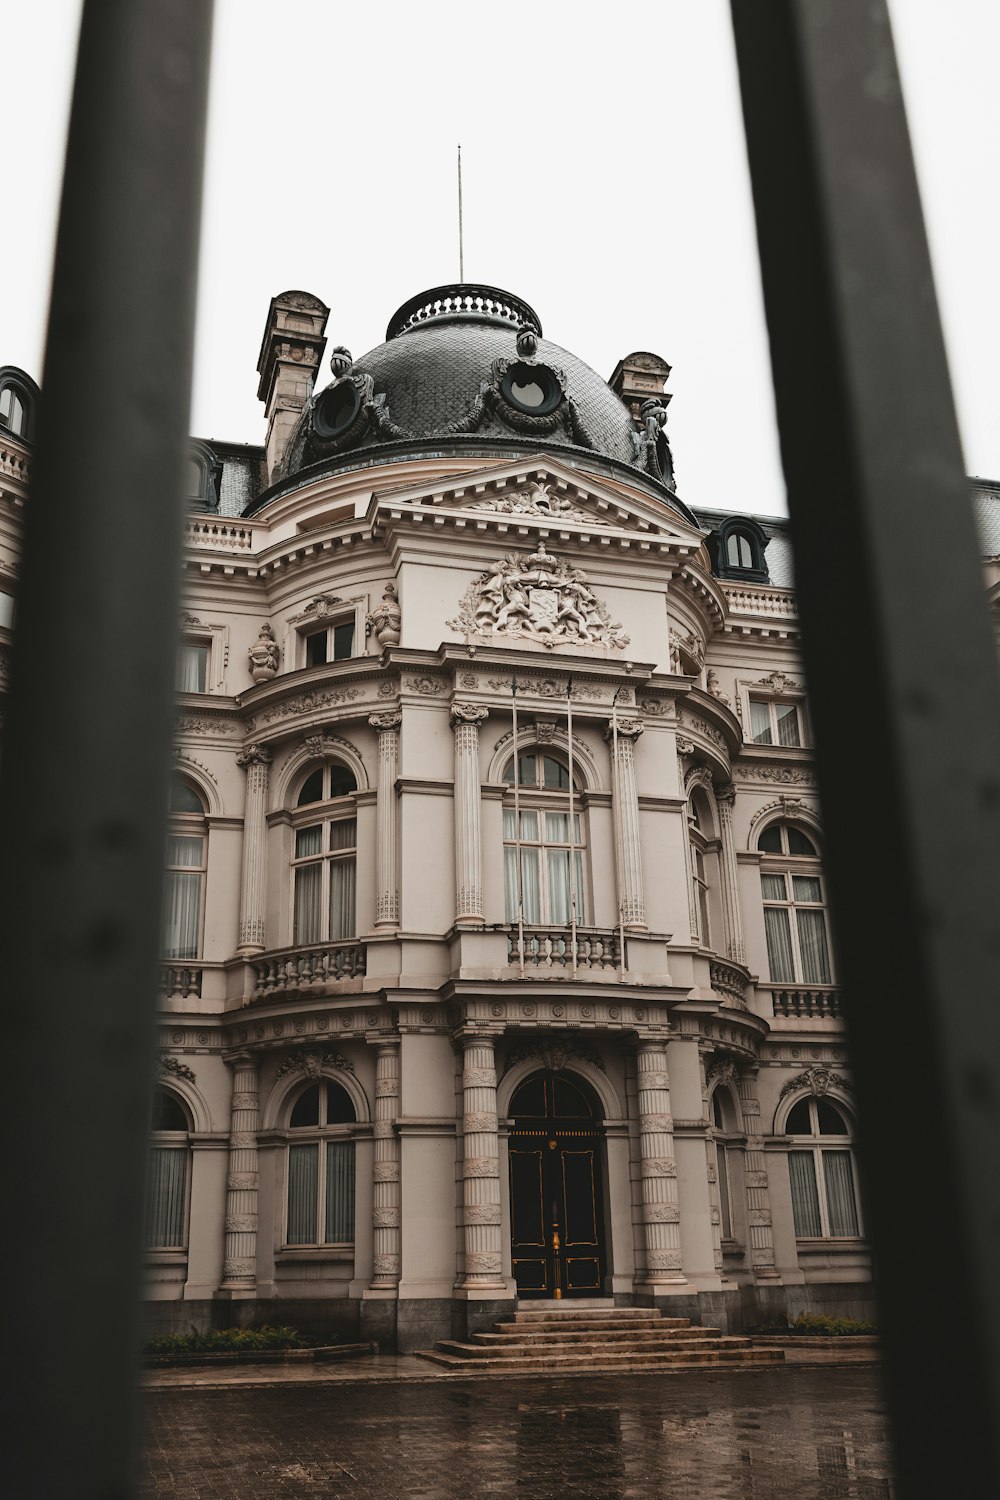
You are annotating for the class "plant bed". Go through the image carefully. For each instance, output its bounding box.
[142,1324,375,1367]
[747,1315,877,1338]
[750,1335,880,1350]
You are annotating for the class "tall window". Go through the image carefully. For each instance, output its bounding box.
[502,750,586,925]
[688,793,716,947]
[162,777,207,960]
[145,1088,190,1248]
[292,763,358,944]
[305,620,355,666]
[0,372,36,441]
[759,822,832,984]
[176,640,209,692]
[285,1080,357,1246]
[786,1095,861,1238]
[749,698,802,746]
[726,531,755,569]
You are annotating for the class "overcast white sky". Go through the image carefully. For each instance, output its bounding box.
[3,1,999,518]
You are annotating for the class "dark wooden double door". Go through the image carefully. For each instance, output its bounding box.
[508,1069,607,1298]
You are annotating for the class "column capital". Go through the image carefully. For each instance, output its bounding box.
[369,710,402,733]
[604,716,643,744]
[237,742,272,769]
[717,783,737,808]
[451,702,489,729]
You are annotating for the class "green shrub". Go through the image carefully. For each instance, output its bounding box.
[145,1324,306,1355]
[791,1314,877,1336]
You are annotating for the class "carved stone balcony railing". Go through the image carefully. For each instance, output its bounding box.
[250,942,366,1002]
[721,583,797,619]
[771,985,842,1020]
[710,958,751,1009]
[185,518,255,550]
[161,964,203,999]
[506,925,621,975]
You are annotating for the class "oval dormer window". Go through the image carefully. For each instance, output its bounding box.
[314,381,361,439]
[501,362,562,417]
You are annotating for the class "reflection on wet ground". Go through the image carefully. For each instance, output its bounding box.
[141,1367,895,1498]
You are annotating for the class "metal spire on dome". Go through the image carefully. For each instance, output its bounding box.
[457,143,464,283]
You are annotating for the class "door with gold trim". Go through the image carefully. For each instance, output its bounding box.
[508,1069,607,1298]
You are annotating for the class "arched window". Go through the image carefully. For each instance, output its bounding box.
[710,517,769,582]
[785,1095,861,1238]
[184,441,222,512]
[726,531,754,569]
[162,776,207,959]
[285,1079,357,1246]
[502,749,586,924]
[711,1087,739,1241]
[688,790,718,948]
[145,1087,191,1248]
[292,763,358,944]
[758,821,832,984]
[0,368,39,442]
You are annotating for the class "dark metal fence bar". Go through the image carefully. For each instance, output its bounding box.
[730,2,1000,1492]
[0,2,212,1494]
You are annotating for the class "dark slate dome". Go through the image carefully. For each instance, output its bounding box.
[268,285,686,516]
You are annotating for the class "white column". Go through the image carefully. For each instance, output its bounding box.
[369,711,401,927]
[370,1041,401,1288]
[716,785,747,964]
[451,703,488,924]
[236,743,271,952]
[459,1032,505,1288]
[636,1040,686,1285]
[737,1066,780,1279]
[220,1052,259,1291]
[605,717,646,929]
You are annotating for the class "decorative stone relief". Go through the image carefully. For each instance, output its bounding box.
[755,671,801,692]
[409,676,444,695]
[160,1055,196,1084]
[258,688,361,724]
[275,1048,355,1079]
[780,1066,851,1100]
[740,763,815,785]
[706,670,731,707]
[366,584,401,647]
[502,1036,606,1077]
[466,480,610,527]
[248,623,280,683]
[305,593,343,617]
[448,542,629,650]
[747,796,817,835]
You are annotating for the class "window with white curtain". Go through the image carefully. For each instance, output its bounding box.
[785,1095,861,1238]
[292,763,358,944]
[285,1080,357,1246]
[145,1088,190,1248]
[688,793,717,948]
[711,1088,738,1240]
[176,640,210,692]
[162,776,207,960]
[758,822,832,984]
[502,750,586,926]
[749,697,802,746]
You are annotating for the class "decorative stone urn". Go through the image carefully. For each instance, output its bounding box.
[367,584,401,647]
[248,622,280,683]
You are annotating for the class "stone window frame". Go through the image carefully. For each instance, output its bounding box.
[144,1085,193,1264]
[738,676,811,748]
[777,1091,864,1242]
[288,761,360,946]
[756,820,834,986]
[709,1082,745,1249]
[272,1073,366,1262]
[176,620,229,695]
[501,745,591,928]
[289,593,368,671]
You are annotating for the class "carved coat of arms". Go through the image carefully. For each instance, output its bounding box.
[448,542,629,651]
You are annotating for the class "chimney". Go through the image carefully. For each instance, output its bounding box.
[256,290,330,483]
[607,351,672,426]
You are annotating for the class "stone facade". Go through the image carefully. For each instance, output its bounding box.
[5,286,997,1350]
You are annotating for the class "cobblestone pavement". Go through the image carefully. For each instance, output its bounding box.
[141,1366,895,1498]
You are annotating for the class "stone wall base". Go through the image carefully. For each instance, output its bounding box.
[141,1280,877,1350]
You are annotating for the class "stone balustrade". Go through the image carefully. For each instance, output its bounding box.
[709,958,750,1009]
[506,925,620,973]
[721,584,797,618]
[250,942,366,1000]
[770,985,842,1019]
[185,518,256,550]
[160,964,203,998]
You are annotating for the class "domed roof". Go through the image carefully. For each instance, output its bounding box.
[271,285,684,514]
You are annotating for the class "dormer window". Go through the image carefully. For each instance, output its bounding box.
[710,517,770,583]
[726,531,755,569]
[185,441,222,513]
[0,367,40,443]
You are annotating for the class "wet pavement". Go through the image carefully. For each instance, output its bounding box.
[141,1366,895,1498]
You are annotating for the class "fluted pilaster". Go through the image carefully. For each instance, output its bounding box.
[451,703,488,923]
[605,717,646,929]
[369,711,401,927]
[459,1033,505,1287]
[716,785,747,964]
[636,1041,686,1284]
[221,1053,259,1289]
[370,1041,401,1288]
[236,743,271,952]
[736,1068,779,1278]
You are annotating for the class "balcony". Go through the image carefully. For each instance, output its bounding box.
[160,963,203,999]
[250,941,366,1003]
[506,925,621,975]
[771,985,842,1020]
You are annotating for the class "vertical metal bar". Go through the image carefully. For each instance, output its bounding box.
[566,676,578,977]
[511,676,526,977]
[0,3,212,1496]
[730,2,1000,1492]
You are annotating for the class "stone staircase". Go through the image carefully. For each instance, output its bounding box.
[416,1301,785,1374]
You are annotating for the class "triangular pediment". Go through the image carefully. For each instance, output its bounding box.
[368,454,703,553]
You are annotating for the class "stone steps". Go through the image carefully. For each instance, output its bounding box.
[414,1303,785,1374]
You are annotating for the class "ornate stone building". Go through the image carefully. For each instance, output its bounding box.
[4,287,998,1350]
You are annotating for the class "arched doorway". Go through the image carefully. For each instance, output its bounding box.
[508,1069,608,1299]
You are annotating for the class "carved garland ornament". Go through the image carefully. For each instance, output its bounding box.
[466,480,611,527]
[779,1066,851,1100]
[448,542,629,651]
[275,1048,356,1080]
